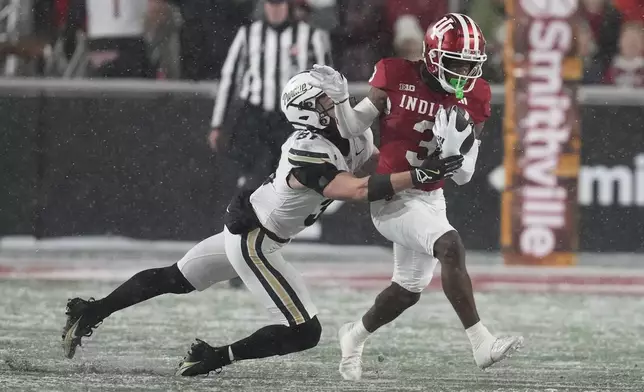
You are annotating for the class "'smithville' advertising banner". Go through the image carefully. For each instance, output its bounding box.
[502,0,583,265]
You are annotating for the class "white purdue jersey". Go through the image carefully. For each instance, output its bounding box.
[250,129,375,240]
[87,0,147,39]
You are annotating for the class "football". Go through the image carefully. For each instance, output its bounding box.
[446,105,475,154]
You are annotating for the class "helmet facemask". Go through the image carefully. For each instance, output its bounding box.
[290,91,336,132]
[425,45,486,99]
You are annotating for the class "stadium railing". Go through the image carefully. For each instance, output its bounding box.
[0,79,643,106]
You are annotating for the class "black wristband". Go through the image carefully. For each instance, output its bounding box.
[367,174,395,201]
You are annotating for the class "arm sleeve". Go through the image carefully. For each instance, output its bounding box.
[363,128,376,157]
[211,26,247,128]
[451,139,481,186]
[333,59,387,139]
[335,97,380,139]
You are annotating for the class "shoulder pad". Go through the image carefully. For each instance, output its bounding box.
[368,58,413,91]
[369,58,404,90]
[463,79,492,123]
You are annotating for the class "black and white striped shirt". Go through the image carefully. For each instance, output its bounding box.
[211,20,331,128]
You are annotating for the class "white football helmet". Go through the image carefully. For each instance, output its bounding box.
[281,71,334,132]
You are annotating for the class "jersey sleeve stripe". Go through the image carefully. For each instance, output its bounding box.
[287,155,331,165]
[288,148,330,159]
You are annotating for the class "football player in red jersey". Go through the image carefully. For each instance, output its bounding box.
[310,13,523,380]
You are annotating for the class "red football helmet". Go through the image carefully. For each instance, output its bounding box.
[423,13,487,98]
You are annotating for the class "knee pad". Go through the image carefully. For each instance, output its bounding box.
[292,316,322,350]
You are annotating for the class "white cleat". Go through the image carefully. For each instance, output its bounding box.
[473,335,524,370]
[338,322,365,381]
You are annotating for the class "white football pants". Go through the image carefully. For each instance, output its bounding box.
[371,188,455,293]
[177,227,318,326]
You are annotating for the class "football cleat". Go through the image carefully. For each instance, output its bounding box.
[338,322,365,381]
[473,335,524,370]
[176,339,226,377]
[62,297,103,359]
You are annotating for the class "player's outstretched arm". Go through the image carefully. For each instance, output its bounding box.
[321,155,464,202]
[332,90,384,139]
[321,172,412,202]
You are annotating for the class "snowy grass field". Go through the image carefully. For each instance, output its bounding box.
[1,278,642,392]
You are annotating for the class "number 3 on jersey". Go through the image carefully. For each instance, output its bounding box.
[405,120,438,166]
[304,199,333,226]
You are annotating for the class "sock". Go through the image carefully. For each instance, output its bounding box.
[350,320,371,344]
[229,324,299,360]
[229,317,320,361]
[209,345,233,367]
[87,264,195,323]
[465,321,495,350]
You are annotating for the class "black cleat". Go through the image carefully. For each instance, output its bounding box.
[62,297,103,359]
[176,339,228,376]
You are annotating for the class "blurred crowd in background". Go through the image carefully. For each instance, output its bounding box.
[0,0,642,87]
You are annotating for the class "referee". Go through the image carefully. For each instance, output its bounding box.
[208,0,331,190]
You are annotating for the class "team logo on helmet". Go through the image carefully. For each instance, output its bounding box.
[282,83,309,106]
[430,17,455,40]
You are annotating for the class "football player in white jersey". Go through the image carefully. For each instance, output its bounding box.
[61,71,464,374]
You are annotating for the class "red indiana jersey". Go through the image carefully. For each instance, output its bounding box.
[369,57,491,191]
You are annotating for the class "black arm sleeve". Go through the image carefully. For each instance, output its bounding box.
[290,163,344,195]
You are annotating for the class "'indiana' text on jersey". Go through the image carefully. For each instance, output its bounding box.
[397,94,444,117]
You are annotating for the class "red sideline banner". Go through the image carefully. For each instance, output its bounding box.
[502,0,583,265]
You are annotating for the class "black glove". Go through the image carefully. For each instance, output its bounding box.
[411,155,464,186]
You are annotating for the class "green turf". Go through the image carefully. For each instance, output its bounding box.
[0,279,642,391]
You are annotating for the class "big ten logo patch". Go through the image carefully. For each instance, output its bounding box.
[399,83,416,92]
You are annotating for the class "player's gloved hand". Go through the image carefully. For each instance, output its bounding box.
[411,155,464,186]
[433,107,474,157]
[309,64,350,103]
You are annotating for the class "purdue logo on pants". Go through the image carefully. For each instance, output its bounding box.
[227,227,317,326]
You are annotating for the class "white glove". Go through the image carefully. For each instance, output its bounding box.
[433,107,474,158]
[309,64,349,103]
